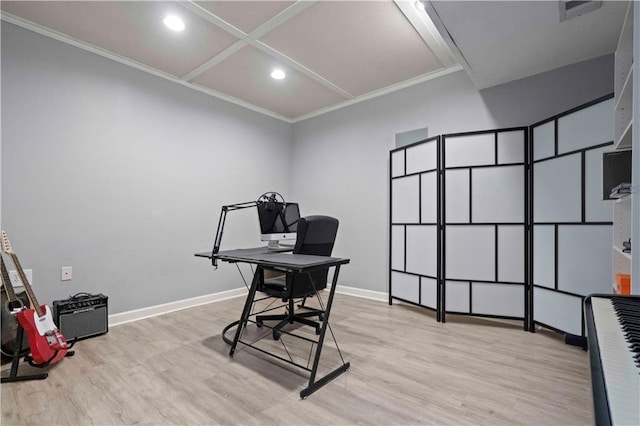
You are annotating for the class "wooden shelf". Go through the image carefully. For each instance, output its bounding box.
[612,1,635,295]
[613,245,632,261]
[615,64,634,111]
[614,193,633,204]
[614,64,633,148]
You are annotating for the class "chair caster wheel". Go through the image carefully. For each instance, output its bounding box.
[315,329,320,335]
[272,331,281,340]
[318,314,324,321]
[256,320,263,328]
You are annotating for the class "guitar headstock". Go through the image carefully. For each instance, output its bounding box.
[1,231,13,255]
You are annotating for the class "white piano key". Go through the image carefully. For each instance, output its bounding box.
[591,297,640,426]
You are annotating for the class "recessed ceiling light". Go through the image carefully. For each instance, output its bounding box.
[271,69,286,80]
[163,15,185,32]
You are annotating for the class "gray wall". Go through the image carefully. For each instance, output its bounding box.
[1,23,293,313]
[1,21,614,310]
[291,55,613,293]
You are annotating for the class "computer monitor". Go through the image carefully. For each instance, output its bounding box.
[257,202,300,248]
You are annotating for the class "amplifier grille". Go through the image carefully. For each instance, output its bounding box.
[54,294,108,340]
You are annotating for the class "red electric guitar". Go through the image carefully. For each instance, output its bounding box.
[1,231,68,365]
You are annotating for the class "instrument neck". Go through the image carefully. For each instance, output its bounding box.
[10,254,42,317]
[0,256,19,302]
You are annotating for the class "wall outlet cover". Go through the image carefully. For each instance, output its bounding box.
[9,269,32,288]
[61,266,72,281]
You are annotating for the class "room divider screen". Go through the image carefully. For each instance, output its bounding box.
[442,128,528,327]
[530,95,614,337]
[390,136,442,320]
[389,95,613,338]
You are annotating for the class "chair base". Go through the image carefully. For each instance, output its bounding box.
[256,310,324,340]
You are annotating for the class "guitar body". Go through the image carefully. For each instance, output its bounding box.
[16,305,68,365]
[0,290,31,357]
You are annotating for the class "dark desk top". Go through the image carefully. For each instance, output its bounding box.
[194,246,291,258]
[195,247,349,272]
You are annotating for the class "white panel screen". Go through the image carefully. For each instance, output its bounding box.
[392,176,419,223]
[533,154,581,222]
[391,225,404,271]
[421,171,438,223]
[533,121,555,161]
[445,133,494,167]
[445,169,469,223]
[446,226,495,281]
[472,166,524,223]
[558,225,612,296]
[472,283,524,317]
[497,130,525,164]
[534,287,582,336]
[420,277,437,309]
[533,225,555,288]
[391,272,419,303]
[585,147,613,222]
[391,150,404,178]
[498,226,525,283]
[446,281,469,313]
[557,98,613,154]
[406,141,437,174]
[406,225,437,277]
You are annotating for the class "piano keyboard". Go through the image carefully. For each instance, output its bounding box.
[585,295,640,426]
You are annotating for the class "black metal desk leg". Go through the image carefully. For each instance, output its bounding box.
[229,265,262,356]
[300,265,350,399]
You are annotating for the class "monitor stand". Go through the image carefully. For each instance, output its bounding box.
[267,240,281,250]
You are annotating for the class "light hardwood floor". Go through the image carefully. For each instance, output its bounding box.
[1,292,593,425]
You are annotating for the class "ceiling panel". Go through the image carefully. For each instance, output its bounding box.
[194,1,294,33]
[192,45,346,119]
[1,1,240,78]
[430,0,627,89]
[260,1,444,96]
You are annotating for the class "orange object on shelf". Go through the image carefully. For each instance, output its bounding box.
[615,274,631,295]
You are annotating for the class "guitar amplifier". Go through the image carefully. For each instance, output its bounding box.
[53,293,108,340]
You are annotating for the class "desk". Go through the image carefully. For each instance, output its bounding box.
[195,247,350,398]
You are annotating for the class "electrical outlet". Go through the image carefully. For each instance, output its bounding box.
[9,269,32,288]
[61,266,72,281]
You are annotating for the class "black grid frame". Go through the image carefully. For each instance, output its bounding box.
[389,135,442,320]
[441,127,529,327]
[529,93,615,338]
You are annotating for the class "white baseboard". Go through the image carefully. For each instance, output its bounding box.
[333,284,388,302]
[108,284,387,328]
[108,287,247,327]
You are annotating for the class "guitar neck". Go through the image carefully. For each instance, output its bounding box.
[0,255,20,303]
[9,253,42,317]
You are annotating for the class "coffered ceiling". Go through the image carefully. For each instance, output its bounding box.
[1,1,458,122]
[1,1,627,123]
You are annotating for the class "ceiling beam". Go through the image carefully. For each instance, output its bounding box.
[394,0,456,68]
[177,1,354,99]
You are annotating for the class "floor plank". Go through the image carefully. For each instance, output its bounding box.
[1,293,592,425]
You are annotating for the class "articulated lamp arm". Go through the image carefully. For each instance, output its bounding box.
[211,201,258,267]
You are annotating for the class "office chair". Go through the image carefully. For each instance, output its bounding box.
[255,215,339,340]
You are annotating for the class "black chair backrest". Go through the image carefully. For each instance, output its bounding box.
[290,216,339,297]
[293,216,339,256]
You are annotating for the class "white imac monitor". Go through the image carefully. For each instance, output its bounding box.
[257,202,301,249]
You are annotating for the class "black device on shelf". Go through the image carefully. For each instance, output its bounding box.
[53,293,108,341]
[603,150,632,200]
